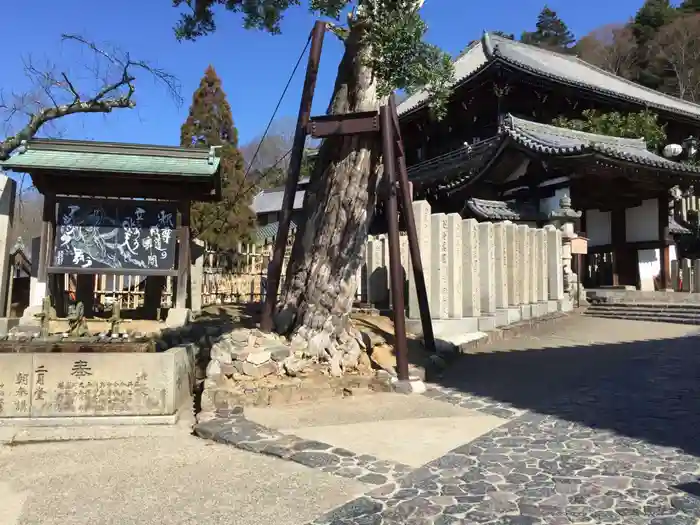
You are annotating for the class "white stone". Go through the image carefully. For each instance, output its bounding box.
[545,225,564,300]
[536,229,548,302]
[505,223,520,306]
[430,213,449,319]
[479,222,496,314]
[0,348,192,419]
[671,259,680,291]
[694,260,700,293]
[517,225,530,305]
[492,222,508,309]
[366,237,387,305]
[206,359,222,378]
[408,200,432,319]
[681,259,692,292]
[461,219,481,317]
[528,228,538,303]
[246,350,272,365]
[190,239,205,313]
[446,213,463,318]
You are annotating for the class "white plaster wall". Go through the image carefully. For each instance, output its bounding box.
[539,187,570,216]
[670,244,677,263]
[637,248,660,291]
[585,210,612,247]
[626,199,659,243]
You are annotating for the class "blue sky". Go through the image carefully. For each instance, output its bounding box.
[3,0,648,152]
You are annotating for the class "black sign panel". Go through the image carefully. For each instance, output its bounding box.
[52,199,177,272]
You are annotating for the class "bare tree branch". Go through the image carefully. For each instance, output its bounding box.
[0,33,182,160]
[651,14,700,102]
[577,23,636,78]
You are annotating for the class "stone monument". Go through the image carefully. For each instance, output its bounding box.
[548,194,586,306]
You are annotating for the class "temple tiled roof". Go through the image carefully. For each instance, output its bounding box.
[398,32,700,120]
[255,220,297,244]
[252,186,306,214]
[465,198,545,222]
[502,115,700,174]
[0,139,221,177]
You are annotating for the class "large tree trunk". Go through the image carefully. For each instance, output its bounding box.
[274,23,384,375]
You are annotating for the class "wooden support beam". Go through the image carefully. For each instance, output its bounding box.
[658,194,671,290]
[176,202,191,310]
[306,111,379,138]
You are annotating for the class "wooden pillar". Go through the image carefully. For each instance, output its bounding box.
[176,202,191,310]
[37,194,57,308]
[658,195,671,290]
[580,209,589,288]
[610,208,626,286]
[75,274,95,318]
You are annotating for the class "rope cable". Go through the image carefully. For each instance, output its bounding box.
[244,30,313,180]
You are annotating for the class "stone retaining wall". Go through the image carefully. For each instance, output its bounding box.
[0,321,227,424]
[0,346,193,419]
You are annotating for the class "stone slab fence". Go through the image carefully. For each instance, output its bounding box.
[670,258,700,293]
[364,200,567,337]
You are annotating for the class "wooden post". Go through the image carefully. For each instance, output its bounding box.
[176,202,191,310]
[658,194,671,290]
[389,96,436,354]
[5,255,14,317]
[261,20,326,333]
[380,105,409,382]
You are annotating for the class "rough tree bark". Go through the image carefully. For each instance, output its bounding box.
[274,21,384,374]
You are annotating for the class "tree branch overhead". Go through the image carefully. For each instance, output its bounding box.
[0,33,182,161]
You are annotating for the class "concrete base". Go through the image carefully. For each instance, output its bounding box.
[506,307,522,324]
[494,309,509,327]
[390,377,427,394]
[547,300,559,314]
[166,307,192,328]
[558,298,574,312]
[478,315,497,331]
[406,317,479,339]
[0,413,180,428]
[532,302,549,317]
[520,304,532,320]
[0,317,19,335]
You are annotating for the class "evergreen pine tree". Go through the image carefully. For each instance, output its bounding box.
[630,0,677,88]
[521,6,576,52]
[180,66,255,250]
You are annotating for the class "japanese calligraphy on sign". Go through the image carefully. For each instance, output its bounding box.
[52,199,177,271]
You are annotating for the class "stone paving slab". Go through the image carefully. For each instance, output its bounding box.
[310,412,700,525]
[195,410,413,486]
[306,316,700,525]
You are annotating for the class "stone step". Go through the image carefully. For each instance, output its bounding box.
[587,301,700,310]
[583,311,700,325]
[585,306,700,318]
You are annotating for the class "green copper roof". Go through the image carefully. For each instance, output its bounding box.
[0,139,220,177]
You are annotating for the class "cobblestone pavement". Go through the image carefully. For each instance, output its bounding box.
[309,317,700,524]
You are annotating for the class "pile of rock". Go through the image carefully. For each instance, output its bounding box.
[206,328,299,380]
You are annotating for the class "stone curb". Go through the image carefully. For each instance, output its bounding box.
[457,312,572,354]
[194,409,413,486]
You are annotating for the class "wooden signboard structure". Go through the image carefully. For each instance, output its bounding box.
[261,21,436,381]
[0,140,222,317]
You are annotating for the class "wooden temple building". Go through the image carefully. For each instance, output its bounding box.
[0,139,222,322]
[397,32,700,290]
